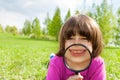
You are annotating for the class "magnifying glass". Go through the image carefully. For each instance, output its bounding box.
[63,44,92,75]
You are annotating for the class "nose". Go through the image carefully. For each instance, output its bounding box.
[74,38,80,44]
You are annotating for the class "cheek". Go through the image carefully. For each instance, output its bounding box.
[65,41,73,49]
[87,42,93,53]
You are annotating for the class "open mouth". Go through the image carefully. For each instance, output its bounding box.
[69,48,86,56]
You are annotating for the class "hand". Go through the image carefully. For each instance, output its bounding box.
[67,73,83,80]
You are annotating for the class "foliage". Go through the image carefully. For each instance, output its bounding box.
[118,8,120,26]
[31,17,41,38]
[22,19,32,35]
[0,24,3,32]
[114,8,120,46]
[75,10,80,14]
[43,12,51,35]
[22,18,41,39]
[5,25,18,35]
[64,9,71,22]
[88,0,116,45]
[48,7,62,40]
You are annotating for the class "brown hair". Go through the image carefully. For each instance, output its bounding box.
[56,14,103,58]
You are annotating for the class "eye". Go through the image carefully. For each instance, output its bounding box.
[67,37,73,40]
[66,36,75,40]
[81,37,87,40]
[81,37,89,42]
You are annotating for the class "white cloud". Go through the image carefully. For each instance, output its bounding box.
[0,8,28,29]
[22,1,34,8]
[57,0,82,11]
[55,0,82,16]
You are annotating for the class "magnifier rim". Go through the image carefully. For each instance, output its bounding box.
[63,43,92,73]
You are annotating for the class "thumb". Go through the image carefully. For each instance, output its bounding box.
[78,73,84,79]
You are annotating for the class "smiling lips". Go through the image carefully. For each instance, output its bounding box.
[69,48,86,56]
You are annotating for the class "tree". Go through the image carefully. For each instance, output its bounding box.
[0,24,3,32]
[32,17,41,38]
[114,8,120,46]
[5,25,18,35]
[88,0,116,45]
[48,7,62,40]
[75,10,80,14]
[118,8,120,26]
[5,25,11,33]
[64,9,71,22]
[11,26,18,35]
[22,19,32,35]
[44,12,51,35]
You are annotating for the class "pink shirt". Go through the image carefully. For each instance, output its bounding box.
[46,56,106,80]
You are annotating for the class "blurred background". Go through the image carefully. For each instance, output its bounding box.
[0,0,120,45]
[0,0,120,80]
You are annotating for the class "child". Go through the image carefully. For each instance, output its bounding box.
[46,14,106,80]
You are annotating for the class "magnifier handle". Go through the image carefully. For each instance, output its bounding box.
[75,72,78,75]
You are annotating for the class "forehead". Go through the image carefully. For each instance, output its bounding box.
[63,17,92,41]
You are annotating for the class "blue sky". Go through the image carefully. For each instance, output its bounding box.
[0,0,119,30]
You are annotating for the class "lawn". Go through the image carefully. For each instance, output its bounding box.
[102,47,120,80]
[0,32,120,80]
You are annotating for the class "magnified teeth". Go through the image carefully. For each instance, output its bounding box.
[72,50,83,54]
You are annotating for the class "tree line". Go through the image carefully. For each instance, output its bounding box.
[0,0,120,46]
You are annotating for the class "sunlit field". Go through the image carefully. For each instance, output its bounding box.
[0,33,120,80]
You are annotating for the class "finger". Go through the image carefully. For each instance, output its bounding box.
[67,75,83,80]
[67,76,73,80]
[67,73,84,80]
[78,73,84,79]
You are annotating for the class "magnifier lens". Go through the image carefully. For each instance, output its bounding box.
[63,44,92,74]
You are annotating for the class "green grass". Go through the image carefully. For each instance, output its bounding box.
[102,47,120,80]
[0,32,120,80]
[0,33,58,80]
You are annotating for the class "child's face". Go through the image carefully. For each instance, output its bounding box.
[64,34,93,69]
[65,34,92,50]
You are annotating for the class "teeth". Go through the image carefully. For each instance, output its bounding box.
[72,50,82,54]
[74,51,77,53]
